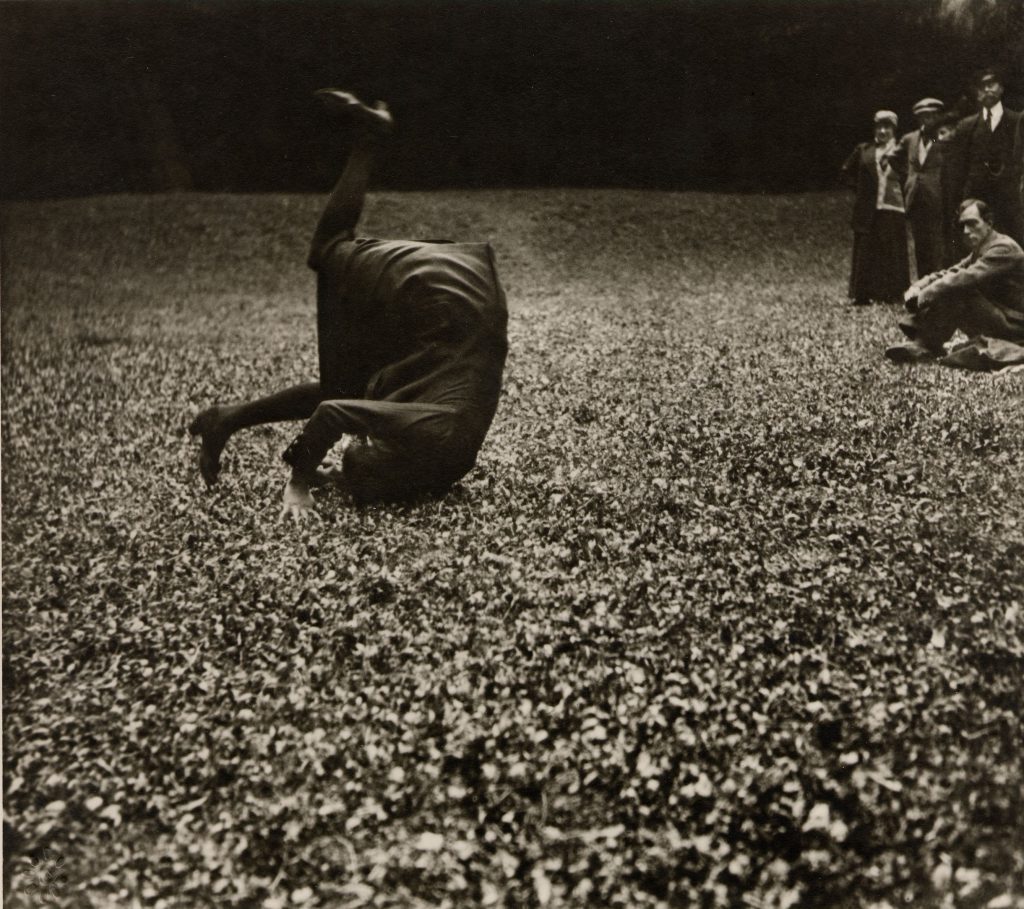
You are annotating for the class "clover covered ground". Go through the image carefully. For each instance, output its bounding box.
[2,190,1022,908]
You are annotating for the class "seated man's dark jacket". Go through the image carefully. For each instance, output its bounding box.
[913,229,1024,316]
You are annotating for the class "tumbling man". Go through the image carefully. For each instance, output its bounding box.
[190,90,508,516]
[884,198,1024,364]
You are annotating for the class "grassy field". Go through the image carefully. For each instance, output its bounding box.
[2,190,1022,908]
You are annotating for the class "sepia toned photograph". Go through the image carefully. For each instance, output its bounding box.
[2,1,1022,905]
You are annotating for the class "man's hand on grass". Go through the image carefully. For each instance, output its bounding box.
[311,460,345,488]
[281,473,316,521]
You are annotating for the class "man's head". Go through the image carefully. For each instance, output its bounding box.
[975,68,1004,109]
[873,110,897,145]
[936,120,956,143]
[958,198,995,251]
[912,97,944,132]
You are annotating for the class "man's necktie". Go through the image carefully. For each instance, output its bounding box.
[985,109,993,131]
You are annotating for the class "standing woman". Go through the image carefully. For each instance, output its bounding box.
[841,110,911,305]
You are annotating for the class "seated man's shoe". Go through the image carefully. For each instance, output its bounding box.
[884,340,941,364]
[314,89,393,133]
[897,318,920,341]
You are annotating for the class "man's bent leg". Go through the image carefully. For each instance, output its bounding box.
[190,382,325,487]
[898,287,1024,354]
[957,293,1024,341]
[280,399,357,480]
[898,293,973,353]
[307,92,393,269]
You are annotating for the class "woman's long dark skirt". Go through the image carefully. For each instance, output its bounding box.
[848,210,910,304]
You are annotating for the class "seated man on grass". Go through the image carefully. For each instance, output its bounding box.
[885,198,1024,364]
[189,90,508,517]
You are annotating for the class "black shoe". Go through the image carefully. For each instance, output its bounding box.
[314,89,393,133]
[884,341,940,364]
[897,319,919,341]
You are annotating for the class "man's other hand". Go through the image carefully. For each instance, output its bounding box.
[281,474,316,521]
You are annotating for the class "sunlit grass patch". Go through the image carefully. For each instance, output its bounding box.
[2,191,1022,908]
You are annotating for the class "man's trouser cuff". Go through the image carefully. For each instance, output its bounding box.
[282,416,337,477]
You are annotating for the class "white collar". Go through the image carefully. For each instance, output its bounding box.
[983,101,1004,126]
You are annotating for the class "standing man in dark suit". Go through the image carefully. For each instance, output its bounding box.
[947,68,1024,247]
[890,98,949,278]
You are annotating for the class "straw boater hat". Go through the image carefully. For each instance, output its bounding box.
[873,110,898,127]
[912,98,945,116]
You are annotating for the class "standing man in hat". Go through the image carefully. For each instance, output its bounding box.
[840,110,910,305]
[947,68,1024,247]
[890,98,952,277]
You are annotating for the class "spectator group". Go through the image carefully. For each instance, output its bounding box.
[842,67,1023,306]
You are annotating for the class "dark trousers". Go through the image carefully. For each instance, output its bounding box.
[907,203,946,279]
[900,288,1024,351]
[307,132,383,269]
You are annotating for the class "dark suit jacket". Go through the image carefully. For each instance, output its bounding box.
[890,129,945,213]
[284,237,509,500]
[915,230,1024,316]
[946,107,1024,204]
[1017,113,1024,202]
[841,142,902,233]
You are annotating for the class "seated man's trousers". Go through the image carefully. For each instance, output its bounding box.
[899,289,1024,352]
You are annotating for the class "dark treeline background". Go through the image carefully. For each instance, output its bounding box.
[2,0,1022,199]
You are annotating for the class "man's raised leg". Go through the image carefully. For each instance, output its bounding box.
[189,382,324,487]
[307,90,393,269]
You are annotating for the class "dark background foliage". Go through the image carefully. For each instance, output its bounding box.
[2,0,1023,199]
